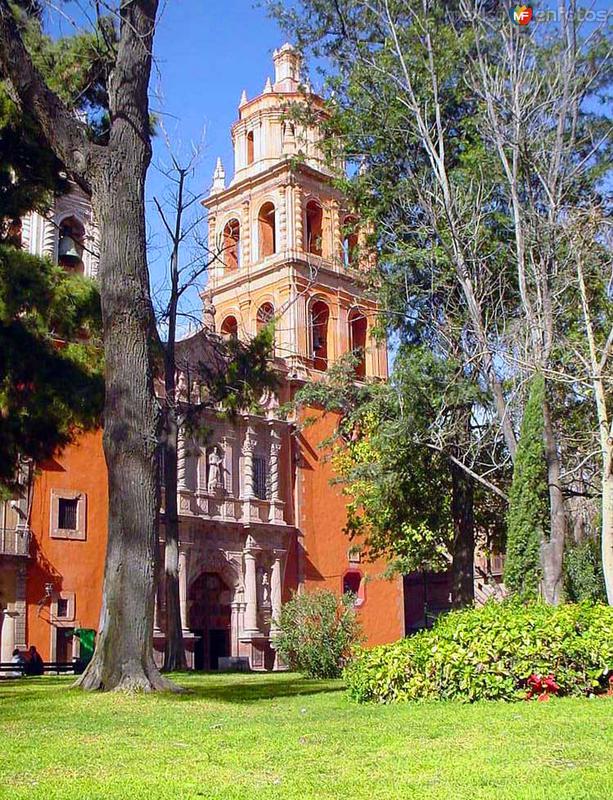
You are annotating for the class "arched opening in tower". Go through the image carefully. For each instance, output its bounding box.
[58,216,85,273]
[222,218,240,271]
[220,315,238,339]
[310,299,330,371]
[349,308,367,378]
[246,130,255,165]
[343,216,359,267]
[306,200,323,256]
[258,202,276,259]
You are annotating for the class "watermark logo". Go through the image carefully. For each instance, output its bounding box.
[510,5,533,25]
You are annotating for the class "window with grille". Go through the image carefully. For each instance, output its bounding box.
[58,498,78,530]
[253,456,268,500]
[56,597,69,618]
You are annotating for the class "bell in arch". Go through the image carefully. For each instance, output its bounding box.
[58,233,81,264]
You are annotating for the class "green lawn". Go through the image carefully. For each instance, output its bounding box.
[1,672,611,800]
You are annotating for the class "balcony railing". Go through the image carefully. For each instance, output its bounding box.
[0,527,31,557]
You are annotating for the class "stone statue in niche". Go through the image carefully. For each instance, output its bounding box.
[261,570,271,606]
[257,565,271,609]
[207,446,224,493]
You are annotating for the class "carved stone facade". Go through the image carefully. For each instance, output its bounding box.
[153,407,291,669]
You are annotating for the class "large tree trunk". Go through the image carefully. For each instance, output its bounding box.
[75,0,177,691]
[540,394,566,605]
[450,458,475,608]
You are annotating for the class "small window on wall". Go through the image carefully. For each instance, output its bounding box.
[247,131,255,165]
[349,309,367,379]
[258,202,276,259]
[309,300,329,371]
[253,456,268,500]
[220,315,238,339]
[305,200,323,256]
[51,490,86,540]
[342,570,365,607]
[222,218,240,271]
[56,597,69,618]
[58,498,78,530]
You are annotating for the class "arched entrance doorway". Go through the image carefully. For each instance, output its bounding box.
[188,572,232,670]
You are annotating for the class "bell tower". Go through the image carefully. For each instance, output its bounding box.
[203,44,387,383]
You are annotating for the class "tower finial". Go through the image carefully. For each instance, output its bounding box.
[211,157,226,193]
[239,89,248,106]
[272,43,301,91]
[263,76,273,94]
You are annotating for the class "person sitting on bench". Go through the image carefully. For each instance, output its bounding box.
[24,645,44,676]
[10,648,24,677]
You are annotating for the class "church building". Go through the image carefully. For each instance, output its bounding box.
[0,45,460,670]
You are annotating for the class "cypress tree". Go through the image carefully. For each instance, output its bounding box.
[504,374,549,598]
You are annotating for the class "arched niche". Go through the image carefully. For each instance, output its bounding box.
[348,308,367,378]
[258,202,276,259]
[309,299,330,371]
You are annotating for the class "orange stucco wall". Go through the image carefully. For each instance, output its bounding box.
[26,430,107,659]
[297,406,405,646]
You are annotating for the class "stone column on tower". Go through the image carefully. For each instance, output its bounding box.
[241,200,251,267]
[294,185,304,252]
[278,184,287,253]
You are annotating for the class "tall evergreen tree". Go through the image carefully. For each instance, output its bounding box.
[504,375,549,599]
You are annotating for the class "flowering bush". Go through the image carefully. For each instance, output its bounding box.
[273,589,362,678]
[344,601,613,703]
[525,673,560,701]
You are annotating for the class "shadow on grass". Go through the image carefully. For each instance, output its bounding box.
[159,672,345,704]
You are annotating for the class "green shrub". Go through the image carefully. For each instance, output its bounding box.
[273,589,362,678]
[344,601,613,703]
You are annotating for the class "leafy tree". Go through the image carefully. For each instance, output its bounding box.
[0,247,103,489]
[504,375,548,600]
[0,2,111,489]
[295,348,506,607]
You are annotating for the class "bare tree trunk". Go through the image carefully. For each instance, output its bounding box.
[450,458,475,608]
[576,249,613,603]
[162,370,187,671]
[603,450,613,604]
[540,394,566,605]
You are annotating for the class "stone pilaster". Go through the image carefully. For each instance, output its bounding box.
[268,426,283,524]
[294,186,304,252]
[270,551,283,636]
[242,536,259,638]
[278,185,287,252]
[177,425,187,492]
[179,547,189,631]
[241,200,251,267]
